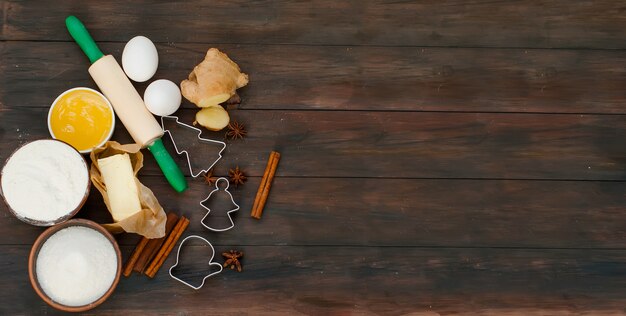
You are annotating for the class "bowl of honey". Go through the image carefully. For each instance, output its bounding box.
[48,87,115,154]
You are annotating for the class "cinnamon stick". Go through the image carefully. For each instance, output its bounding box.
[122,237,149,277]
[252,151,280,219]
[145,216,190,278]
[133,212,179,273]
[255,152,280,218]
[251,151,277,217]
[124,212,178,276]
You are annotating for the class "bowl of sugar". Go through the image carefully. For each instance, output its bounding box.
[29,219,121,312]
[0,139,90,226]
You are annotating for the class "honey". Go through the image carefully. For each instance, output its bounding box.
[49,88,114,153]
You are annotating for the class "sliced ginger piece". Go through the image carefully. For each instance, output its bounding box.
[193,106,230,131]
[181,48,248,108]
[199,94,231,108]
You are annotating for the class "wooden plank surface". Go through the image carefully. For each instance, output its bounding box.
[3,1,626,49]
[2,176,625,249]
[2,108,625,181]
[1,246,625,315]
[3,42,626,114]
[1,1,625,314]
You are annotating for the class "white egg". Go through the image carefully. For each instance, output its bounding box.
[122,36,158,82]
[143,79,182,116]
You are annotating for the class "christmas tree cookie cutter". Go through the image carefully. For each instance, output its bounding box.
[200,177,240,232]
[169,235,223,290]
[160,116,226,178]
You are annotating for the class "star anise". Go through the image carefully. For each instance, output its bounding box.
[203,168,219,186]
[222,250,243,272]
[225,121,246,140]
[228,166,246,187]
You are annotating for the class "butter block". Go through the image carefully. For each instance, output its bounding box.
[97,153,142,221]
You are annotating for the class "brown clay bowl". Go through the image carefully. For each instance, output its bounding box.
[28,219,122,312]
[0,139,90,226]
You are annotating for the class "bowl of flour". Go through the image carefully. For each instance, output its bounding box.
[28,219,121,312]
[1,139,90,226]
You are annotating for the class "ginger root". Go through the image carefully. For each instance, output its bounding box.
[181,48,248,108]
[193,106,230,131]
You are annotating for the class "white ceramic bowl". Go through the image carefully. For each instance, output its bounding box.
[48,87,115,154]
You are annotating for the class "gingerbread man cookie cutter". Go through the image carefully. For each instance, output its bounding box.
[200,177,240,232]
[169,235,223,290]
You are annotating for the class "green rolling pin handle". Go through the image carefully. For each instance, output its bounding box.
[148,139,188,193]
[65,15,104,64]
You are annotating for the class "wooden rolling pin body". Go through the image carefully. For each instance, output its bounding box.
[88,55,163,147]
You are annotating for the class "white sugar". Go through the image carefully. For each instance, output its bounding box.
[1,140,89,223]
[36,226,117,307]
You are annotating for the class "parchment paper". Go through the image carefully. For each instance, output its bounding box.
[89,141,166,238]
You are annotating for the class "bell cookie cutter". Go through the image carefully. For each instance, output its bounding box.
[169,235,224,290]
[201,177,240,232]
[160,115,227,178]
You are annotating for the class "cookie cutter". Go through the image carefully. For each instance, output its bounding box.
[201,177,240,232]
[160,115,227,177]
[169,235,223,290]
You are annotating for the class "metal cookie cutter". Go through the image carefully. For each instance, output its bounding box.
[169,235,223,290]
[160,115,227,177]
[201,177,240,232]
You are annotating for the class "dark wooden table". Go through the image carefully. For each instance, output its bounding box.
[1,1,625,314]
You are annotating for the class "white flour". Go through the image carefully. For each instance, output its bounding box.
[1,140,89,223]
[36,226,117,307]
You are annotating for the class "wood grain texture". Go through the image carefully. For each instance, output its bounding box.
[2,1,626,49]
[3,42,626,114]
[1,176,624,249]
[1,108,624,181]
[2,1,626,314]
[1,245,624,315]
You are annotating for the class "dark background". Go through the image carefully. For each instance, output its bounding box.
[0,1,625,314]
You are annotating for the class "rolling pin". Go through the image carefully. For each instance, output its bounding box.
[65,16,187,192]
